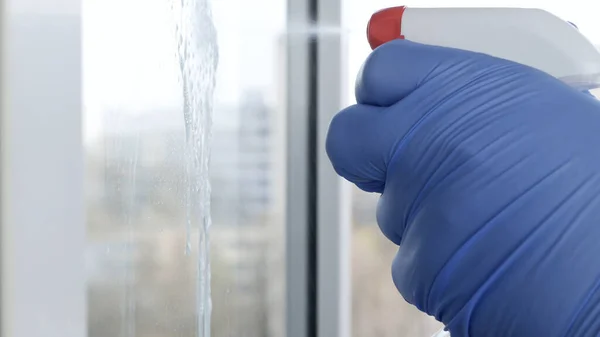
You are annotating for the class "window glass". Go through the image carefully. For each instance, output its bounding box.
[84,0,286,336]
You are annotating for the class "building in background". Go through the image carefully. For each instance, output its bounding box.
[85,93,285,337]
[237,90,273,221]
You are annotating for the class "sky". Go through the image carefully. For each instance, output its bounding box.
[82,0,600,141]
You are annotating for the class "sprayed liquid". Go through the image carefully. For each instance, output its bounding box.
[172,0,219,336]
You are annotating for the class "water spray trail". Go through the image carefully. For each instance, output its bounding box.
[172,0,219,335]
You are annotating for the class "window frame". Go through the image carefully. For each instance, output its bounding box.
[285,0,352,336]
[1,1,86,337]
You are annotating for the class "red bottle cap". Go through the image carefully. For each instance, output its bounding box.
[366,6,406,50]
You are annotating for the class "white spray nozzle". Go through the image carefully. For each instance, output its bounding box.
[367,6,600,90]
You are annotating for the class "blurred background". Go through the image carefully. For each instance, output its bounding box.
[82,0,600,336]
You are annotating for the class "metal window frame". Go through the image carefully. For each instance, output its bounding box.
[1,1,86,337]
[316,0,352,336]
[286,0,351,336]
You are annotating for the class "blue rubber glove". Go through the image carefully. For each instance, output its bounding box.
[326,39,600,337]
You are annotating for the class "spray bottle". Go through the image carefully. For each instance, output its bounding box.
[365,6,600,337]
[366,6,600,91]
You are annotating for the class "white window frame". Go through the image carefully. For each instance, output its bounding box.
[1,1,86,337]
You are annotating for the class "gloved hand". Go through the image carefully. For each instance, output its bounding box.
[326,39,600,337]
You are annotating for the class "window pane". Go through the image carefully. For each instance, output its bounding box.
[343,1,600,336]
[350,184,442,336]
[83,0,286,336]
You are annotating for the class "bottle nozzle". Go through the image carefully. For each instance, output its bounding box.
[367,6,406,50]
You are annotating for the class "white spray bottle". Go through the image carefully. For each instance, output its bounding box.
[366,6,600,337]
[367,6,600,91]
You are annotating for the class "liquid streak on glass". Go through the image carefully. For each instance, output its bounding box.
[125,132,140,337]
[172,0,219,336]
